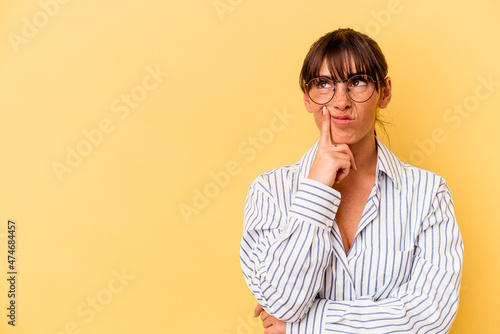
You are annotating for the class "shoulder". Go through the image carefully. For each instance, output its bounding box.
[249,162,300,196]
[376,138,450,196]
[248,141,318,196]
[399,161,450,196]
[389,154,455,218]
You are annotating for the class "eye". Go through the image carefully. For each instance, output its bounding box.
[315,79,332,89]
[349,77,368,87]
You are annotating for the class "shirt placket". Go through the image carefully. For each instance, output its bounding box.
[330,177,381,297]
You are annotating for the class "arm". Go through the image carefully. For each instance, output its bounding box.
[240,175,340,322]
[287,182,464,334]
[240,106,356,323]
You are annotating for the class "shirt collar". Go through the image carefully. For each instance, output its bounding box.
[374,137,403,191]
[297,137,403,191]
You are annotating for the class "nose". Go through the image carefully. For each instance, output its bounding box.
[330,81,351,111]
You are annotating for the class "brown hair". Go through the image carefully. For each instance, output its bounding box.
[300,28,390,135]
[299,28,388,93]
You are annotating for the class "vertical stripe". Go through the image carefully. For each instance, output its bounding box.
[241,138,463,333]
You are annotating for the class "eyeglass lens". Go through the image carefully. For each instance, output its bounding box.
[307,75,376,104]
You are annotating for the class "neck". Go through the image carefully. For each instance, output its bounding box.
[349,133,378,172]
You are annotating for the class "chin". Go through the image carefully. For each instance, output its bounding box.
[332,130,374,146]
[332,134,356,145]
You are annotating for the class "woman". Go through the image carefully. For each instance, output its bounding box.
[240,28,463,333]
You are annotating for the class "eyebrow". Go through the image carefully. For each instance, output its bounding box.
[317,72,367,79]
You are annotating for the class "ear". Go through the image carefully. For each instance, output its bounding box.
[303,92,314,113]
[378,77,392,109]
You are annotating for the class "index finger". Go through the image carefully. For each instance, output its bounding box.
[319,106,333,145]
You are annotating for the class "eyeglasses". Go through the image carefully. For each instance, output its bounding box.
[304,74,379,104]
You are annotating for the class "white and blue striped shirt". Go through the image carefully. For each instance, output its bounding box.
[240,138,463,333]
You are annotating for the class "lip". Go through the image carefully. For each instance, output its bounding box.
[330,115,354,126]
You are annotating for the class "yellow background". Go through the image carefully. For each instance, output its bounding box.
[0,0,498,333]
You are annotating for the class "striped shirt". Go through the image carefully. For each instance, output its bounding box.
[240,138,463,333]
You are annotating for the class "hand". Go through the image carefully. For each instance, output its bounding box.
[254,304,286,334]
[307,106,357,187]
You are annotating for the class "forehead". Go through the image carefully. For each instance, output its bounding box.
[319,55,364,79]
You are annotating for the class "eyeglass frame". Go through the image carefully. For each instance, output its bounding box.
[304,74,381,104]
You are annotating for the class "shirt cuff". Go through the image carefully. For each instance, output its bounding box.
[286,298,329,334]
[289,178,341,229]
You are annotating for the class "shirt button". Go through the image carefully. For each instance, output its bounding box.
[333,199,340,205]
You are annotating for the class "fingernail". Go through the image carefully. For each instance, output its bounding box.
[323,106,327,115]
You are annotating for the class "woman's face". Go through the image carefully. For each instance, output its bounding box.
[303,60,391,146]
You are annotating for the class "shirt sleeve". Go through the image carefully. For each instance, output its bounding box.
[287,181,464,334]
[240,176,340,322]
